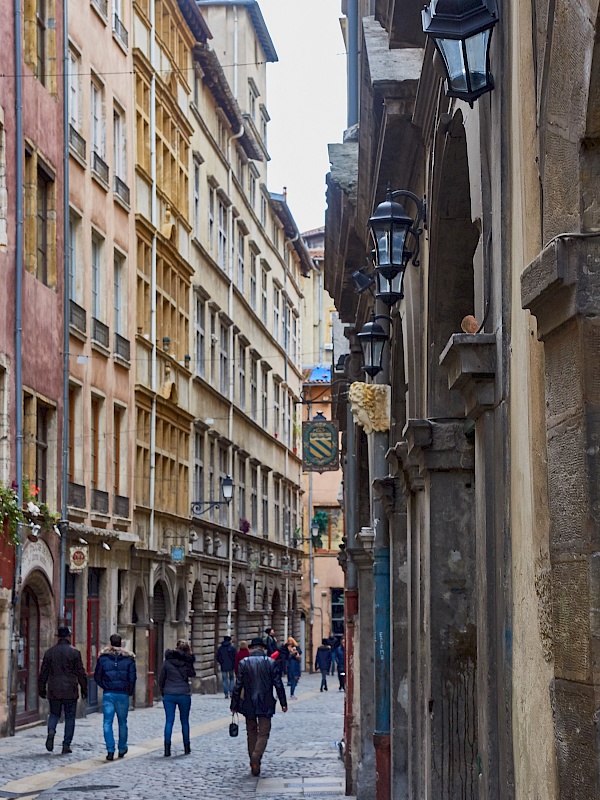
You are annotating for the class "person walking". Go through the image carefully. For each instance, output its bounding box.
[326,634,338,676]
[263,627,278,656]
[231,636,287,776]
[94,633,136,760]
[334,637,346,691]
[158,640,196,757]
[315,638,333,692]
[216,635,237,698]
[234,640,250,675]
[38,626,87,754]
[287,642,301,699]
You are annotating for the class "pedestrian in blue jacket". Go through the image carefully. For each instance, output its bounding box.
[94,633,136,761]
[216,636,237,698]
[315,639,332,692]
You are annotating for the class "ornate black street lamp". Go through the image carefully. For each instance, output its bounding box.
[191,474,233,517]
[357,315,389,378]
[368,190,425,306]
[422,0,498,104]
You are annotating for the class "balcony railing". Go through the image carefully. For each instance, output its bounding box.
[68,482,86,509]
[69,125,86,162]
[112,13,129,48]
[113,175,130,205]
[69,300,86,334]
[91,0,108,18]
[91,488,109,514]
[92,151,109,184]
[114,332,130,362]
[113,495,130,518]
[91,317,109,348]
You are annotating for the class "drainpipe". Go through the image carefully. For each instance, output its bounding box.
[7,0,25,738]
[372,295,391,800]
[226,125,244,637]
[149,0,158,553]
[59,0,70,625]
[344,392,358,793]
[347,0,359,127]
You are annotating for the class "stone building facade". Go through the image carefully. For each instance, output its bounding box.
[325,2,600,800]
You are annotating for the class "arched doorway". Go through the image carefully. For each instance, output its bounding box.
[272,588,284,641]
[152,581,170,698]
[131,587,148,707]
[234,584,248,645]
[214,583,227,673]
[175,588,186,639]
[191,582,205,686]
[17,587,40,724]
[262,586,270,635]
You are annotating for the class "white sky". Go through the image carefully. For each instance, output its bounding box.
[258,0,348,234]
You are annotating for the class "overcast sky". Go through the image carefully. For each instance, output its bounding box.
[258,0,347,234]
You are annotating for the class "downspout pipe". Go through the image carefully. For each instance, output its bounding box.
[347,0,359,127]
[8,0,25,738]
[149,0,158,553]
[372,295,391,800]
[59,0,70,625]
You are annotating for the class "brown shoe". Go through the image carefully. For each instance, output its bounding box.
[250,758,261,777]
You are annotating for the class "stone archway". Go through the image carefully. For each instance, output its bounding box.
[234,583,248,645]
[152,580,171,698]
[271,588,284,641]
[131,587,148,707]
[214,582,227,672]
[17,569,54,725]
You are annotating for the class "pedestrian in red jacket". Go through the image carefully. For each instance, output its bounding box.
[234,640,250,675]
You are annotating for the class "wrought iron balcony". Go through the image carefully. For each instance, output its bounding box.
[91,317,109,348]
[113,494,130,518]
[68,482,86,509]
[114,332,130,362]
[68,125,86,162]
[112,13,129,48]
[69,300,87,334]
[92,151,109,185]
[113,175,130,205]
[91,488,109,514]
[92,0,108,18]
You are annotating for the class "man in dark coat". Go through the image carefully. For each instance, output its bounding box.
[263,627,277,656]
[94,633,136,760]
[216,635,237,698]
[231,636,287,776]
[38,626,87,754]
[315,638,333,692]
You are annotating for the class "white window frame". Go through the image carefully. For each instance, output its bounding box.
[91,234,102,320]
[217,199,227,269]
[91,79,105,157]
[113,251,126,335]
[237,228,245,291]
[195,294,205,377]
[113,105,126,180]
[238,341,246,410]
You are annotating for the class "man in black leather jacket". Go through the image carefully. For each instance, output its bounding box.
[231,637,287,776]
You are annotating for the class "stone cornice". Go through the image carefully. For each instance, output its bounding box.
[521,234,600,340]
[404,418,474,473]
[439,333,497,420]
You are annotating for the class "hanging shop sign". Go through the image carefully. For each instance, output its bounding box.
[69,545,89,574]
[302,419,339,473]
[171,545,185,564]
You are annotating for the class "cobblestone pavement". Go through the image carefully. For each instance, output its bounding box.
[0,674,353,800]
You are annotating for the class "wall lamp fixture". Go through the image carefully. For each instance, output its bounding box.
[422,0,498,105]
[191,475,234,517]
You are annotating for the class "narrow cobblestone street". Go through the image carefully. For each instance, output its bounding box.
[0,674,351,800]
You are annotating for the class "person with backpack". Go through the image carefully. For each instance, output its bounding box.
[158,640,196,756]
[216,635,237,698]
[94,633,136,760]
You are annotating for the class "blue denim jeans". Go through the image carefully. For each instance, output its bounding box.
[222,670,234,696]
[48,699,78,747]
[289,675,298,696]
[102,692,130,754]
[163,694,192,745]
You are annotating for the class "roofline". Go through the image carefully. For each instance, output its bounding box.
[269,193,314,276]
[177,0,213,41]
[195,0,278,62]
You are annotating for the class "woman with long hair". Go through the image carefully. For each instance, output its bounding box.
[158,639,196,756]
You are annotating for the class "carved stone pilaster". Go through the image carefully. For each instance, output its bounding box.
[439,333,497,420]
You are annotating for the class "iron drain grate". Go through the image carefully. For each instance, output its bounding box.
[60,787,120,793]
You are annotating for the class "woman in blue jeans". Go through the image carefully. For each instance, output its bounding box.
[158,640,196,756]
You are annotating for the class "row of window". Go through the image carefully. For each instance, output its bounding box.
[194,294,298,446]
[192,430,300,542]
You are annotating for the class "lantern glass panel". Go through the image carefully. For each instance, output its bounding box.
[372,220,409,268]
[375,268,405,305]
[465,29,491,92]
[437,37,468,93]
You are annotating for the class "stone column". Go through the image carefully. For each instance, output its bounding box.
[522,236,600,800]
[404,417,478,800]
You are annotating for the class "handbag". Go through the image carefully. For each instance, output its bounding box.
[229,712,239,737]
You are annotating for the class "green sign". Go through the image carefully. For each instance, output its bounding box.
[302,419,339,473]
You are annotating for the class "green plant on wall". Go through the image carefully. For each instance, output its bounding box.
[312,509,329,549]
[0,479,59,546]
[0,481,25,546]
